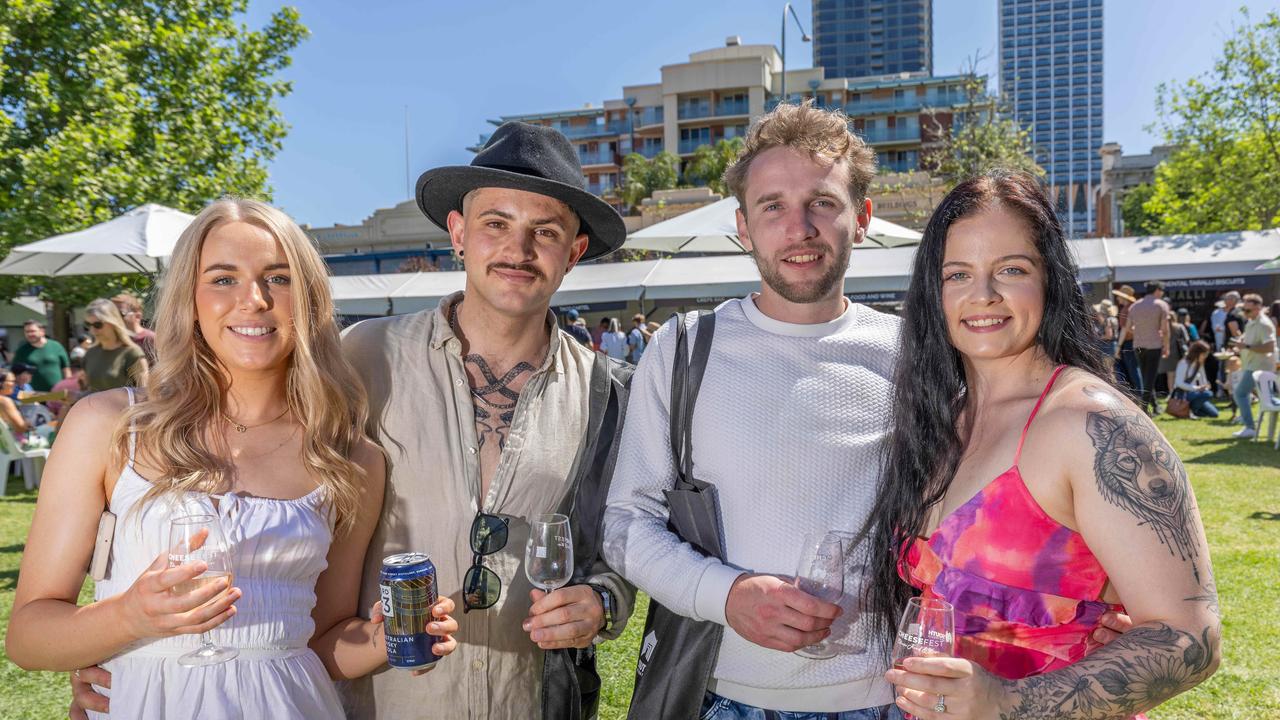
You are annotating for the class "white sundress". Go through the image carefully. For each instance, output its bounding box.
[89,392,345,719]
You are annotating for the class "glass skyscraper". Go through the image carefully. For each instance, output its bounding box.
[812,0,932,80]
[999,0,1103,236]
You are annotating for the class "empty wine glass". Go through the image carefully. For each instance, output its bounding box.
[168,514,239,666]
[525,514,573,592]
[794,530,846,659]
[891,597,955,670]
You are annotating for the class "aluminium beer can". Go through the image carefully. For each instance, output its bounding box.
[379,552,441,669]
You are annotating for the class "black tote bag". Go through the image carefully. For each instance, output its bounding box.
[627,311,726,720]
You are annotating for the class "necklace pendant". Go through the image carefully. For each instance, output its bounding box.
[234,423,247,433]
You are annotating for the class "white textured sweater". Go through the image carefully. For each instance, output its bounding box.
[602,296,900,712]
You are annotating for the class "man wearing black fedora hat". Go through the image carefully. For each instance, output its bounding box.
[338,122,636,719]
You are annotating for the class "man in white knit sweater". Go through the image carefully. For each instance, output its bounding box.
[603,102,903,719]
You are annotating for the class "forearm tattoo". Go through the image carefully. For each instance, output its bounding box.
[1001,623,1217,719]
[1085,407,1199,578]
[463,353,534,451]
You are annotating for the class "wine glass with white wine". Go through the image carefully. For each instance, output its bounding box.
[524,514,573,592]
[168,514,239,666]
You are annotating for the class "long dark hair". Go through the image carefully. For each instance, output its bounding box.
[860,170,1114,657]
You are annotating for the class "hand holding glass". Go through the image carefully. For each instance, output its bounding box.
[794,531,845,659]
[524,514,573,592]
[891,597,955,670]
[168,514,239,666]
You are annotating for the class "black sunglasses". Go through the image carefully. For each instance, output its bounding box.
[462,512,509,613]
[84,321,104,330]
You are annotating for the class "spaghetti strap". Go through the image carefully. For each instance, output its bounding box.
[124,386,137,465]
[1013,365,1068,466]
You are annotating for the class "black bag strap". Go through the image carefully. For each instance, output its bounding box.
[669,311,716,489]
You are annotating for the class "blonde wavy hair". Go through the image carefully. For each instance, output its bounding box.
[724,99,876,216]
[112,198,371,533]
[85,298,138,350]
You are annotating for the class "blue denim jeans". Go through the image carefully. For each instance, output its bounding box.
[1234,371,1258,429]
[1185,389,1220,418]
[698,692,904,720]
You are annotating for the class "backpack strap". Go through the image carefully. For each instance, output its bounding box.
[669,311,716,489]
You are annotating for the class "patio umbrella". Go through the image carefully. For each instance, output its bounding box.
[0,204,195,276]
[623,196,922,254]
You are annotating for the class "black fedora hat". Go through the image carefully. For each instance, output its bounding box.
[416,122,626,261]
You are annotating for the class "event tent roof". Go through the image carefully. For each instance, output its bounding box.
[1105,229,1280,282]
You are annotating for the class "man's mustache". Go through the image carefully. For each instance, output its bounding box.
[487,262,546,280]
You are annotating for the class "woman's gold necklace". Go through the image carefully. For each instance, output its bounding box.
[222,406,291,433]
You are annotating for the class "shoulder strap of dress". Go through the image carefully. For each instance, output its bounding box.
[1014,364,1068,466]
[124,386,137,464]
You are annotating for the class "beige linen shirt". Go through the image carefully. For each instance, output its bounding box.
[340,292,595,720]
[1241,314,1277,372]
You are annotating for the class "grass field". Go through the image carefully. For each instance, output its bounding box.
[2,413,1276,719]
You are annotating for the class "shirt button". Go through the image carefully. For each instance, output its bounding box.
[472,659,484,671]
[455,379,464,387]
[468,447,477,455]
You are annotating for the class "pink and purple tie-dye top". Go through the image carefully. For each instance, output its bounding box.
[900,365,1129,681]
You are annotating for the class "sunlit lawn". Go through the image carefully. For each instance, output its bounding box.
[1,413,1276,719]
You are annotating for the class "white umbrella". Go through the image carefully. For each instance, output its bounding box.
[0,204,195,276]
[623,197,922,254]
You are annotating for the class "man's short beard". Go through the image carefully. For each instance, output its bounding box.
[750,241,852,304]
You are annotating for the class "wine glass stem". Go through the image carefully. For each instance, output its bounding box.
[199,631,214,649]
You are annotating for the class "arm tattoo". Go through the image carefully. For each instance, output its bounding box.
[1184,566,1220,619]
[463,353,534,451]
[1001,623,1217,719]
[1085,408,1199,578]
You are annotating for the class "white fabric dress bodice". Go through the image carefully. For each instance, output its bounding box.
[89,431,344,719]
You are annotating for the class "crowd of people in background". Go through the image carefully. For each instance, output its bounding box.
[1094,284,1278,437]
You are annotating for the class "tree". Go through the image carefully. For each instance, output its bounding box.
[0,0,307,329]
[1142,8,1280,233]
[1119,183,1161,236]
[618,151,679,211]
[683,137,744,196]
[923,69,1044,189]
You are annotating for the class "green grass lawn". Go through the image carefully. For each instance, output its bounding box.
[2,414,1277,719]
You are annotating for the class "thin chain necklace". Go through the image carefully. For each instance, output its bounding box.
[222,406,291,433]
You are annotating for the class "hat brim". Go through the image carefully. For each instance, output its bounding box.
[416,166,627,262]
[1111,289,1136,303]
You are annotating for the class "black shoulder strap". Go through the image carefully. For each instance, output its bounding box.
[668,311,716,487]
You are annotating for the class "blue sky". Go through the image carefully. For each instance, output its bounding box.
[241,0,1273,228]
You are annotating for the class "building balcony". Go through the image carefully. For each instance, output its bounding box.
[634,107,665,127]
[586,182,617,196]
[678,138,710,154]
[714,100,749,117]
[678,102,713,120]
[635,145,664,159]
[551,123,625,140]
[579,149,618,166]
[859,126,921,144]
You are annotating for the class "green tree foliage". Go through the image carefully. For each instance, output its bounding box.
[1119,183,1161,236]
[924,73,1044,189]
[683,137,744,196]
[0,0,308,309]
[1143,8,1280,233]
[619,151,679,211]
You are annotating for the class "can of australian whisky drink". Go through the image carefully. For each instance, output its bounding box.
[379,552,441,669]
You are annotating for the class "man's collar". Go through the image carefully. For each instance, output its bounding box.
[430,291,563,373]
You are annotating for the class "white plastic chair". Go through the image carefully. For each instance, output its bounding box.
[1254,371,1280,449]
[0,426,50,494]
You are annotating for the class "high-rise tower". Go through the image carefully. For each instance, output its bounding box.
[812,1,932,80]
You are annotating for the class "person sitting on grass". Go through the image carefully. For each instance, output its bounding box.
[1175,341,1219,419]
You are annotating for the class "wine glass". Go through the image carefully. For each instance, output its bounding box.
[891,597,956,671]
[168,514,239,666]
[524,514,573,592]
[794,530,846,659]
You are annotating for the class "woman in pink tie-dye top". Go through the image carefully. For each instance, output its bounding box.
[860,171,1220,720]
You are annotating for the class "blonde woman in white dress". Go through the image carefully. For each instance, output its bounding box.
[7,199,458,719]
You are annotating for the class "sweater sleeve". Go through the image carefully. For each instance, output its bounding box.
[601,315,742,626]
[1174,360,1200,392]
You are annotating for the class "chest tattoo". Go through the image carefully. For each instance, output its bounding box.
[463,353,534,451]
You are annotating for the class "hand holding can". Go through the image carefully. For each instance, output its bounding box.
[379,553,458,672]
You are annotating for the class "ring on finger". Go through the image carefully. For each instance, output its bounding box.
[934,694,947,713]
